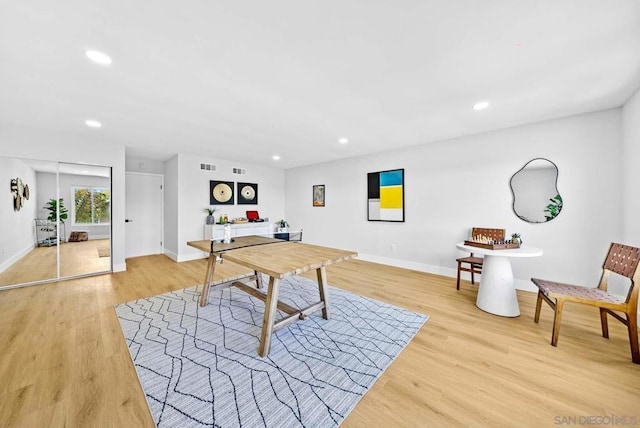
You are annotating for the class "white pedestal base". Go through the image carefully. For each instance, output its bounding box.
[476,255,520,317]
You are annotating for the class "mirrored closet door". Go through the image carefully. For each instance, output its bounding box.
[0,156,112,288]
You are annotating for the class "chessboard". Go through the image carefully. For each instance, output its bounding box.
[464,240,520,250]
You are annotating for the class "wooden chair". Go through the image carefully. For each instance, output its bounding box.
[456,227,506,290]
[531,242,640,363]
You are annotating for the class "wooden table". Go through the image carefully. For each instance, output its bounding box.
[187,236,357,356]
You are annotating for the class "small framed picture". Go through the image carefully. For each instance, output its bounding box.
[313,184,325,207]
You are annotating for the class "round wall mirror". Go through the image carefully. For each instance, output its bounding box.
[510,158,562,223]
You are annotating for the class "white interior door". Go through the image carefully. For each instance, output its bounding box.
[125,172,163,258]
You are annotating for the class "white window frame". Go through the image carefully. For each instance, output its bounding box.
[71,185,111,226]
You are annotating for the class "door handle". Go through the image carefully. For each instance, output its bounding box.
[125,219,133,223]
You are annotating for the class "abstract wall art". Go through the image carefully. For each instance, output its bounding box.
[367,169,404,222]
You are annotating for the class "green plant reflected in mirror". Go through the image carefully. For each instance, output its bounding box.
[510,158,562,223]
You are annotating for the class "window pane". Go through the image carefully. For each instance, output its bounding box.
[94,188,110,223]
[73,187,110,225]
[74,188,93,224]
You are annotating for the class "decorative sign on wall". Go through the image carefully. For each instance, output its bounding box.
[237,182,258,204]
[367,169,404,222]
[10,177,29,211]
[210,180,234,205]
[313,184,325,207]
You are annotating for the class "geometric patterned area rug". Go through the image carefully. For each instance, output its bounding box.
[115,275,428,427]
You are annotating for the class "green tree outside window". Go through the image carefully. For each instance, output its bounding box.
[74,187,110,224]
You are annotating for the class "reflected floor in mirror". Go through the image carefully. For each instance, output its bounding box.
[0,239,110,287]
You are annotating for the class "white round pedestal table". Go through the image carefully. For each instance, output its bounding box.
[456,242,543,317]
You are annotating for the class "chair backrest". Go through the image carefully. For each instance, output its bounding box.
[603,243,640,279]
[471,227,506,242]
[601,243,640,302]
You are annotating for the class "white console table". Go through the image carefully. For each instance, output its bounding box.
[204,222,273,240]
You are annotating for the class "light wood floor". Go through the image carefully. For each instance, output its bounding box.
[0,255,638,427]
[0,239,111,287]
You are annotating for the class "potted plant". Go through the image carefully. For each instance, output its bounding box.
[204,207,217,225]
[44,198,68,223]
[511,233,522,246]
[277,219,289,233]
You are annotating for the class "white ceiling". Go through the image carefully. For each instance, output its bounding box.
[1,1,639,169]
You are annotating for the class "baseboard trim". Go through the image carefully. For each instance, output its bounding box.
[356,253,537,293]
[113,262,126,272]
[164,249,207,263]
[0,243,35,274]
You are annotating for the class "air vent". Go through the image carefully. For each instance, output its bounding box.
[232,167,247,174]
[200,163,216,171]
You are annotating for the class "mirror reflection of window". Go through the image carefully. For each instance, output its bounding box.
[0,157,112,289]
[510,158,562,223]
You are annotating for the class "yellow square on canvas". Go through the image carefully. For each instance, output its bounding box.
[380,186,402,209]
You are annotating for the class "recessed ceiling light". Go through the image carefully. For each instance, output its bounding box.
[85,50,112,65]
[272,155,281,161]
[473,101,490,111]
[85,119,102,128]
[338,137,349,144]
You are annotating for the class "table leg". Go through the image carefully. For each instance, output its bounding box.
[199,254,217,307]
[255,270,263,289]
[316,266,330,319]
[476,255,520,317]
[258,276,280,357]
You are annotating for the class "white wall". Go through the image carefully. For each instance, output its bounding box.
[0,157,38,272]
[164,156,179,260]
[286,109,623,291]
[0,124,126,272]
[164,153,286,262]
[125,156,166,175]
[622,87,640,247]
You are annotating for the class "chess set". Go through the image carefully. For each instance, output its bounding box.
[464,234,521,250]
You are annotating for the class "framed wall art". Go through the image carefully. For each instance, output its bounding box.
[210,180,234,205]
[367,168,404,222]
[237,182,258,204]
[312,184,325,207]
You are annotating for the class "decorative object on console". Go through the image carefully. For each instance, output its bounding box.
[210,180,234,205]
[237,182,258,204]
[510,158,562,223]
[313,184,325,207]
[367,169,404,222]
[204,207,217,225]
[277,219,289,233]
[246,210,265,222]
